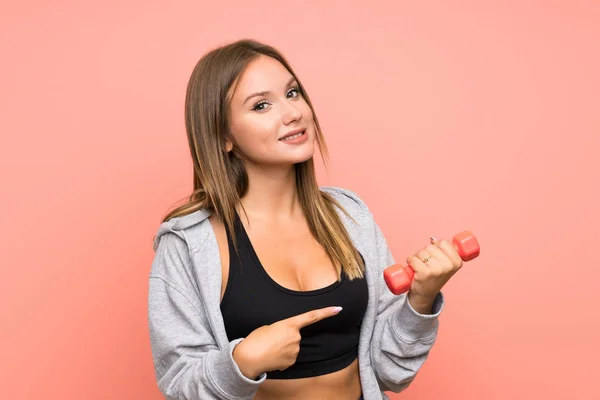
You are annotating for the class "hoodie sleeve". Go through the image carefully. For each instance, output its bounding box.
[369,220,445,393]
[323,185,444,394]
[148,232,266,400]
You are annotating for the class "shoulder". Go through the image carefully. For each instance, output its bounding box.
[320,185,373,218]
[151,186,373,250]
[150,208,215,289]
[152,208,213,252]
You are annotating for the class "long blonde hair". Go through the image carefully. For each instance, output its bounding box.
[163,39,364,280]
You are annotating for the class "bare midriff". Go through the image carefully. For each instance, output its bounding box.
[254,358,362,400]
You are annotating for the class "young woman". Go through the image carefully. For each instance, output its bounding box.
[148,39,462,400]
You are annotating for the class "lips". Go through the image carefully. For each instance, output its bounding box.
[279,128,305,140]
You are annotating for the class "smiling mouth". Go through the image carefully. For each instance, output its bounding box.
[279,130,306,141]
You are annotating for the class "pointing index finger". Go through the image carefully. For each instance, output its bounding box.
[289,306,343,329]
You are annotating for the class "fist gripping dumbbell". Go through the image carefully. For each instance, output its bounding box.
[383,231,480,295]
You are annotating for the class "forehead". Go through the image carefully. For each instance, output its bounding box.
[230,55,294,101]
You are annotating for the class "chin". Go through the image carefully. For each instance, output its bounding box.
[292,155,314,165]
[268,138,316,166]
[291,147,316,164]
[270,153,313,167]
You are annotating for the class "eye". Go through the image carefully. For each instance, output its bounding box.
[252,86,302,112]
[252,100,269,112]
[287,86,300,98]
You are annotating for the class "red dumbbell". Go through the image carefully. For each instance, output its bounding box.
[383,231,480,295]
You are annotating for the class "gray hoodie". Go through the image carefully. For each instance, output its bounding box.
[148,186,444,400]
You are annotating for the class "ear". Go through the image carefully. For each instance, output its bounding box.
[225,138,233,152]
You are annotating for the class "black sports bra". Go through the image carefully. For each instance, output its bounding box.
[219,212,369,379]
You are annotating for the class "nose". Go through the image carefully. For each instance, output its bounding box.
[281,101,302,125]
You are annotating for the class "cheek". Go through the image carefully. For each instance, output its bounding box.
[231,117,278,153]
[301,102,314,122]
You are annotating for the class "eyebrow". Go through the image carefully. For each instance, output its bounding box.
[243,76,297,105]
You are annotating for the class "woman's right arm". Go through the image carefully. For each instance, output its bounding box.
[148,232,266,400]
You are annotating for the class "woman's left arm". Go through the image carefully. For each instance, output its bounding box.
[369,220,446,394]
[320,185,452,393]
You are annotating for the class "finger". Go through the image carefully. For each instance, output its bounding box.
[288,306,343,329]
[418,249,447,276]
[424,244,454,270]
[406,249,434,268]
[417,249,446,274]
[407,254,430,277]
[433,239,463,268]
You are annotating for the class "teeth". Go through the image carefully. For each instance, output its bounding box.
[281,131,304,141]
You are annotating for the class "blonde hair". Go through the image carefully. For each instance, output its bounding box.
[163,39,364,280]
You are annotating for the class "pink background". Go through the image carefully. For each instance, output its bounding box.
[1,1,598,399]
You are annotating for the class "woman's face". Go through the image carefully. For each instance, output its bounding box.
[227,55,316,168]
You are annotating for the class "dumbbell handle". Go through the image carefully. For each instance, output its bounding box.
[383,231,480,295]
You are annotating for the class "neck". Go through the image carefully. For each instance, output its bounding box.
[239,163,301,221]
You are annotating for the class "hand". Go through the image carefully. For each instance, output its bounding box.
[232,306,343,379]
[406,236,463,313]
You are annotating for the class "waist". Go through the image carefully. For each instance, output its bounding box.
[256,358,362,400]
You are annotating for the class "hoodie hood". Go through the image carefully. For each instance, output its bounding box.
[152,208,212,252]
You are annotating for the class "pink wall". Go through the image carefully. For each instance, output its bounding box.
[1,1,598,399]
